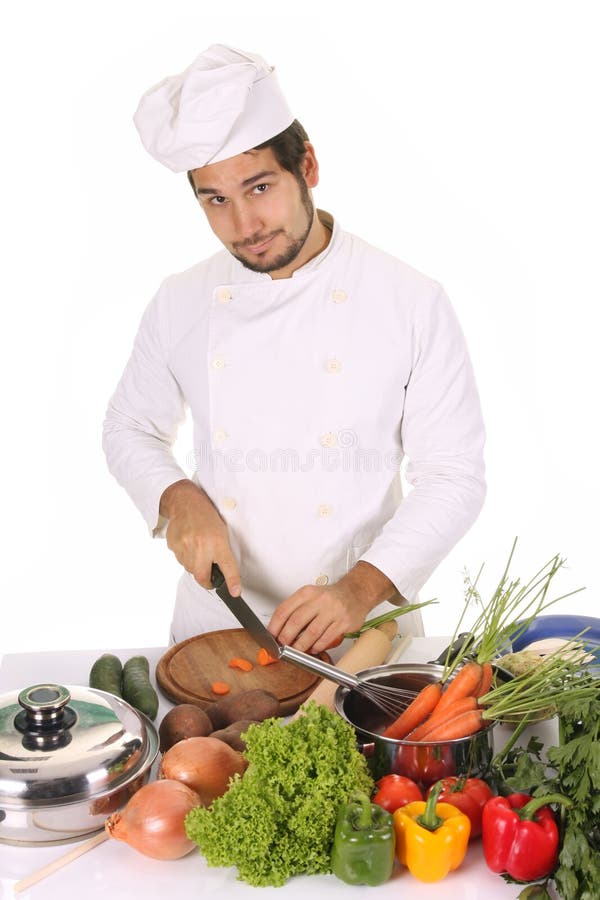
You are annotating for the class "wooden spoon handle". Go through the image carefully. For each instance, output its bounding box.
[14,829,108,894]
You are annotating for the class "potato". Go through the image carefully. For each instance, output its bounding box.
[206,689,281,730]
[158,703,213,752]
[210,720,259,752]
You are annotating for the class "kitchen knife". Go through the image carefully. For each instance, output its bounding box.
[210,564,281,657]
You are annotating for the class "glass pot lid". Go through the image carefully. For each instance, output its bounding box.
[0,683,158,807]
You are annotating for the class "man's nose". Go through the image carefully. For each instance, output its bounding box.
[232,202,263,239]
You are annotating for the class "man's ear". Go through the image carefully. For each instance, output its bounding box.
[302,142,319,189]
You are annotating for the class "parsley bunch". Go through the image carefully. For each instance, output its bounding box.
[491,676,600,899]
[549,686,600,900]
[185,702,373,886]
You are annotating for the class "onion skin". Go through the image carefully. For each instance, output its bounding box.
[105,779,200,859]
[159,735,247,806]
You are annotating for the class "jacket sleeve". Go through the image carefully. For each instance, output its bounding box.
[102,279,188,537]
[359,286,486,602]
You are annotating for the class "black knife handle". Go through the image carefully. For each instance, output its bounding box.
[210,563,225,591]
[430,632,476,665]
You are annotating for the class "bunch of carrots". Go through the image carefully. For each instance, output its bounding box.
[378,540,589,744]
[381,660,493,742]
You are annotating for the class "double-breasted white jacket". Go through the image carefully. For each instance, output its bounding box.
[103,211,486,642]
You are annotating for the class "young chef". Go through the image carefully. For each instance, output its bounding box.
[102,44,486,653]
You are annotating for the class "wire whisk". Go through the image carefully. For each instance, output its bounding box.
[279,645,418,719]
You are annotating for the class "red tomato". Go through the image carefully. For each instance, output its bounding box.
[372,774,423,812]
[394,744,456,788]
[426,777,494,838]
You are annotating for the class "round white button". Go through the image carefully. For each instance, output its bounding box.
[223,496,237,510]
[213,429,228,443]
[315,574,329,586]
[317,504,333,518]
[212,357,226,370]
[216,287,233,303]
[332,289,347,303]
[320,432,337,448]
[326,358,342,373]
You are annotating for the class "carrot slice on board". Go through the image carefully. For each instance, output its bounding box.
[211,681,231,695]
[257,648,279,666]
[228,657,254,672]
[381,682,443,740]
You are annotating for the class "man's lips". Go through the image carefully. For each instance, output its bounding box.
[243,234,277,254]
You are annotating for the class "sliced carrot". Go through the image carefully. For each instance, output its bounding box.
[474,661,494,699]
[435,661,483,715]
[409,696,479,741]
[228,657,254,672]
[417,709,484,743]
[211,681,231,695]
[257,648,279,666]
[381,682,443,740]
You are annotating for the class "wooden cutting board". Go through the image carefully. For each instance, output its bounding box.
[156,629,332,715]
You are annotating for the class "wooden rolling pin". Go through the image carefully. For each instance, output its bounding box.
[292,620,400,717]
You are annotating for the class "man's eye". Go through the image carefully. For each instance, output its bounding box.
[209,196,227,206]
[253,183,270,194]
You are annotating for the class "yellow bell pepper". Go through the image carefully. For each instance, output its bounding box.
[393,781,471,882]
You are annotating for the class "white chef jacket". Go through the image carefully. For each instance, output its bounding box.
[102,210,486,643]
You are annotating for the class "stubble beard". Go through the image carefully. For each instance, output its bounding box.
[232,177,315,274]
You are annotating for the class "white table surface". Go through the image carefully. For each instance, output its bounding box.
[0,638,560,900]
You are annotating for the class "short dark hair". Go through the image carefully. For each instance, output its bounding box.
[254,119,309,178]
[186,119,310,194]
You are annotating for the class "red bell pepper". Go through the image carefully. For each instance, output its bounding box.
[426,777,493,838]
[482,792,572,882]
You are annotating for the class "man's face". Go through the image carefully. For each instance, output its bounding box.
[190,146,318,277]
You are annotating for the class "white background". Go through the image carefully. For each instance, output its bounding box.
[1,0,598,656]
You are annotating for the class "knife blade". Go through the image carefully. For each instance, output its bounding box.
[210,564,282,657]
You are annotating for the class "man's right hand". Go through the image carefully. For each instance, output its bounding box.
[159,479,241,596]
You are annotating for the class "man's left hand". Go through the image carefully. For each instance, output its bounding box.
[267,562,398,654]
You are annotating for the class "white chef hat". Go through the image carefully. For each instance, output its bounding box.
[133,44,295,173]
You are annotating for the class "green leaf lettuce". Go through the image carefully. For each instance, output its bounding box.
[185,702,373,886]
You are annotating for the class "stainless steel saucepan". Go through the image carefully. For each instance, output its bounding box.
[0,682,159,845]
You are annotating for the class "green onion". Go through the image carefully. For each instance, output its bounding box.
[345,598,438,638]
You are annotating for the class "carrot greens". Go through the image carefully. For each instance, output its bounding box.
[479,642,597,723]
[442,538,585,680]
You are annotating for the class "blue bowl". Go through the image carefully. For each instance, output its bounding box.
[511,614,600,671]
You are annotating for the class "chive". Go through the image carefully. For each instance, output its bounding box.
[345,598,438,639]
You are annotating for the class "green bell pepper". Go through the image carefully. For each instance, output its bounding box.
[331,790,396,886]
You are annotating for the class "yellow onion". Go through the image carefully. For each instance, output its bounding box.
[105,779,200,859]
[159,735,247,805]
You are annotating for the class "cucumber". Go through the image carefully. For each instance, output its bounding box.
[89,653,123,697]
[122,655,159,720]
